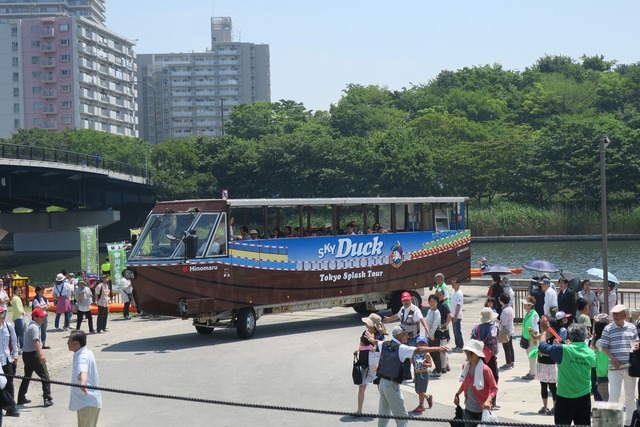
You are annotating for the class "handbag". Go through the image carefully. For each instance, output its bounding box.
[0,387,14,411]
[352,355,366,385]
[449,404,465,427]
[519,337,530,350]
[629,349,640,377]
[435,327,450,341]
[498,327,511,344]
[479,409,499,427]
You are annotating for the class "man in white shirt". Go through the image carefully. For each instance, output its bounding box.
[450,278,464,352]
[541,278,558,317]
[67,330,102,427]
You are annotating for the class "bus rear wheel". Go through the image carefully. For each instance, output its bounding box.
[195,325,214,335]
[237,308,256,339]
[352,303,376,316]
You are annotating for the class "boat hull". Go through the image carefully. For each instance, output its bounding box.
[128,231,471,317]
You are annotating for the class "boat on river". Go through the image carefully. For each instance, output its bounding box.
[124,197,471,338]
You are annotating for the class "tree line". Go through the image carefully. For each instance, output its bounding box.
[3,54,640,211]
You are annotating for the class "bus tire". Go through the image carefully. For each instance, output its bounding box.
[389,291,403,314]
[237,308,256,339]
[352,303,376,316]
[195,325,214,335]
[408,290,422,308]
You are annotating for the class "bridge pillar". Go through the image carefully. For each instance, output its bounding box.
[0,210,120,252]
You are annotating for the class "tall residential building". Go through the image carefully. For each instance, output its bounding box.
[0,1,138,138]
[137,17,270,143]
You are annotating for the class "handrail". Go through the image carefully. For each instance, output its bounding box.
[0,143,150,180]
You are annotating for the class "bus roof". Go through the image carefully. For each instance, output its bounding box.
[227,197,468,208]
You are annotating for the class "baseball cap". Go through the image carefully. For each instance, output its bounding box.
[392,326,405,336]
[541,278,551,285]
[612,304,627,314]
[401,292,411,301]
[416,336,428,344]
[32,308,47,318]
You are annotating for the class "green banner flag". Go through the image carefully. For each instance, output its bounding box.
[79,226,98,275]
[107,242,127,294]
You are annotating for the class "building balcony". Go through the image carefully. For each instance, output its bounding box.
[41,28,55,37]
[42,89,57,98]
[40,44,55,52]
[41,58,56,68]
[41,74,56,83]
[43,105,57,114]
[43,120,58,130]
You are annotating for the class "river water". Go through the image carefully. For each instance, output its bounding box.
[0,239,637,284]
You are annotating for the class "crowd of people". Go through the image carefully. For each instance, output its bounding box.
[230,217,392,240]
[352,272,640,427]
[0,268,122,426]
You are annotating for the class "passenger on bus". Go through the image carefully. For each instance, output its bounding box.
[284,226,293,237]
[239,226,251,240]
[249,229,260,240]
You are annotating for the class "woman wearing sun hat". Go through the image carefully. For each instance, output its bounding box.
[353,313,386,414]
[453,339,498,427]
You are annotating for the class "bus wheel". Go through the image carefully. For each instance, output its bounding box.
[195,325,214,335]
[389,292,403,314]
[409,290,422,308]
[237,308,256,339]
[352,303,376,316]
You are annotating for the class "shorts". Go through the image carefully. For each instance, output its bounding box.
[414,371,429,394]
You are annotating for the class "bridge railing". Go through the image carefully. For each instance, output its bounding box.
[0,143,149,179]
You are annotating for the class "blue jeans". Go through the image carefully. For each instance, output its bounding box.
[54,311,71,329]
[14,316,25,348]
[452,319,464,349]
[463,408,482,427]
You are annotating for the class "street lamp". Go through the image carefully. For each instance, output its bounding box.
[600,134,611,315]
[139,79,159,144]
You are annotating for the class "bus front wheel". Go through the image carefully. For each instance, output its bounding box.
[237,308,256,339]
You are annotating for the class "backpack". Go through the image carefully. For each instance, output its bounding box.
[476,325,494,361]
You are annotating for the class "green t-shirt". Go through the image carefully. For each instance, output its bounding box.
[436,283,450,306]
[595,339,609,378]
[557,342,596,398]
[577,313,591,329]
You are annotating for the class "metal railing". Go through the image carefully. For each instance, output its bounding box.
[0,143,149,179]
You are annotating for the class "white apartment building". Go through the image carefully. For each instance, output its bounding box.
[0,1,137,138]
[137,17,270,143]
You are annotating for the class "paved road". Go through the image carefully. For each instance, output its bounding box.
[9,285,559,427]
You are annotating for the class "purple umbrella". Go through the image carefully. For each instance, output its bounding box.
[522,260,560,273]
[482,264,513,275]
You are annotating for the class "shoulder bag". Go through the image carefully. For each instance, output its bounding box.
[352,355,365,385]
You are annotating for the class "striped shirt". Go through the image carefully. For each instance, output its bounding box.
[601,321,638,366]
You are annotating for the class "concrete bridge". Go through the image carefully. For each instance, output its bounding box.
[0,143,154,251]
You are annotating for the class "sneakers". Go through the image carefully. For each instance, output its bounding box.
[538,406,552,415]
[452,347,463,353]
[17,398,31,405]
[43,399,53,407]
[500,363,513,370]
[5,409,20,417]
[412,405,426,412]
[446,365,451,372]
[430,371,441,378]
[426,394,433,409]
[522,373,535,380]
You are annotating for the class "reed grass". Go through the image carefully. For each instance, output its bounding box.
[469,202,640,236]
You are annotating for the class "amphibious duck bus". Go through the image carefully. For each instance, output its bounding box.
[124,197,470,338]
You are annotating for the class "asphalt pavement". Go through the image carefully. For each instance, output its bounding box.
[7,285,560,427]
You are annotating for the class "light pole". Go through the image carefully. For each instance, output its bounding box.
[600,134,611,315]
[139,79,159,144]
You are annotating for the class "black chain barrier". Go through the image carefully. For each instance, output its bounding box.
[3,373,589,427]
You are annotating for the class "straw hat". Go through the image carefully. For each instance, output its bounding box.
[480,307,498,324]
[362,313,386,334]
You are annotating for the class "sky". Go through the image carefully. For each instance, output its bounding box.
[105,0,640,112]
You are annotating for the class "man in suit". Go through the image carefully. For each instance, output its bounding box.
[557,278,577,319]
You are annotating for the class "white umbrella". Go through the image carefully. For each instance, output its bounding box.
[586,268,619,284]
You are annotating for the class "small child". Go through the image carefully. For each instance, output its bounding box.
[592,317,609,401]
[411,336,433,412]
[485,297,498,313]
